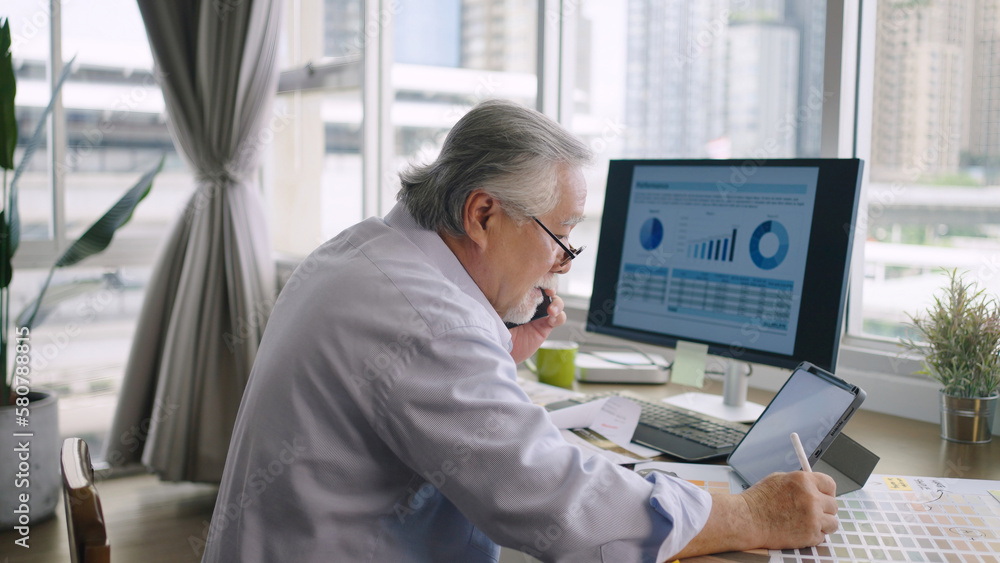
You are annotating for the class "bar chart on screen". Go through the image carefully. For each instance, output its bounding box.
[634,462,1000,563]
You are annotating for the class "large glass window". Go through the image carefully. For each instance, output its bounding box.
[271,0,363,255]
[859,0,1000,340]
[3,1,192,457]
[561,0,828,297]
[7,0,970,460]
[390,0,538,206]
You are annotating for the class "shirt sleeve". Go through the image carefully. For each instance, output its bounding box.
[364,326,712,562]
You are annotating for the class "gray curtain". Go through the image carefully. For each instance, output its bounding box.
[104,0,282,482]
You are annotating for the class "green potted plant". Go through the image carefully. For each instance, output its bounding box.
[1,18,163,530]
[901,268,1000,443]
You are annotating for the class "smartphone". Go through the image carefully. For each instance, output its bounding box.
[504,291,551,329]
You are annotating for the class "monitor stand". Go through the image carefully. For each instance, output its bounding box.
[663,360,766,423]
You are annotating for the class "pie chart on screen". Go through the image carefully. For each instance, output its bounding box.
[749,220,789,270]
[640,217,664,250]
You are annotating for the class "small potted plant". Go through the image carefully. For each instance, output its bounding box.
[901,269,1000,443]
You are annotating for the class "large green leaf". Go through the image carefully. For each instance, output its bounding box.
[10,54,76,190]
[56,156,163,267]
[19,156,164,328]
[0,209,11,288]
[1,55,75,291]
[0,19,17,170]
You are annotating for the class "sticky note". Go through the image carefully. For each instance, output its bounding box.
[884,477,912,491]
[989,490,1000,504]
[671,340,707,388]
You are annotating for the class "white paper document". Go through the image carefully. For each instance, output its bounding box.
[547,396,659,463]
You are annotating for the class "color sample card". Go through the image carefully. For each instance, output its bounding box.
[799,475,1000,563]
[632,464,1000,563]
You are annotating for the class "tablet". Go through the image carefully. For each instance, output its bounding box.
[727,362,865,487]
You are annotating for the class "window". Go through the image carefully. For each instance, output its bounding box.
[3,1,193,457]
[559,0,827,297]
[269,0,364,256]
[271,1,977,380]
[9,0,982,453]
[858,0,1000,341]
[273,0,537,256]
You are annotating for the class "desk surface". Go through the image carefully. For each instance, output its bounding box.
[5,379,995,562]
[573,380,1000,481]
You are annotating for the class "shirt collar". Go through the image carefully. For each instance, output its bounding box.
[384,204,513,351]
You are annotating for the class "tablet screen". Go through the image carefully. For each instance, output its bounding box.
[728,366,860,486]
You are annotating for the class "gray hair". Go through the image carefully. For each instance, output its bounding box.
[397,99,593,237]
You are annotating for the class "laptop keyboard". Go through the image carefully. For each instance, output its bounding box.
[548,391,749,461]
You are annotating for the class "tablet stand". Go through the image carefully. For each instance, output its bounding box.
[813,432,880,495]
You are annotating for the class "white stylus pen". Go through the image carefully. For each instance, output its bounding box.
[790,432,812,472]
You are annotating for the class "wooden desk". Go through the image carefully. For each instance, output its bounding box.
[574,381,1000,481]
[3,382,995,561]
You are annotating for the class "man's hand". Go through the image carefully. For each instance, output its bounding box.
[509,289,567,364]
[670,471,838,560]
[741,471,839,549]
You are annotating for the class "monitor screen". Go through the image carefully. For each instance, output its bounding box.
[586,158,864,371]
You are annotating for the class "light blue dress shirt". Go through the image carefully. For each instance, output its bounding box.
[201,204,712,562]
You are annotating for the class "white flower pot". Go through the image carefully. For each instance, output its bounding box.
[0,391,61,531]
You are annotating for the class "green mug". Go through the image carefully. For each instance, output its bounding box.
[525,340,579,389]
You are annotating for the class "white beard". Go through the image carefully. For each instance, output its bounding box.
[502,275,558,325]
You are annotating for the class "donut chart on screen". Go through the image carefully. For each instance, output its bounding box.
[749,220,789,270]
[639,217,664,250]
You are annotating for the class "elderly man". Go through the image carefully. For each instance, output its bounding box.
[202,100,838,562]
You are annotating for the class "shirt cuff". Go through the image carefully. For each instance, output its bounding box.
[647,472,713,561]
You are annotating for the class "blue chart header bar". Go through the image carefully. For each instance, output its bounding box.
[635,181,807,194]
[672,268,794,291]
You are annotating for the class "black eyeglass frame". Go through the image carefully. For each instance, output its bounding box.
[531,217,585,266]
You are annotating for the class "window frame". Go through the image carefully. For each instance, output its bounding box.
[9,0,169,271]
[275,0,953,427]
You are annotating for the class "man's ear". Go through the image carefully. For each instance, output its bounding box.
[463,190,501,249]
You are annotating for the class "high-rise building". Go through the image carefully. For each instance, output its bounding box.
[727,5,800,158]
[324,0,363,58]
[969,0,1000,183]
[461,0,537,73]
[624,0,807,159]
[871,0,968,182]
[785,0,827,158]
[624,0,729,157]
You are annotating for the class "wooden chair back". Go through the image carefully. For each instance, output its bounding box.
[61,437,111,563]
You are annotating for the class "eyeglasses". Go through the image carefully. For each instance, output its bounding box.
[531,217,585,267]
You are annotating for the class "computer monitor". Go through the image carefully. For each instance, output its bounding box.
[586,158,864,372]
